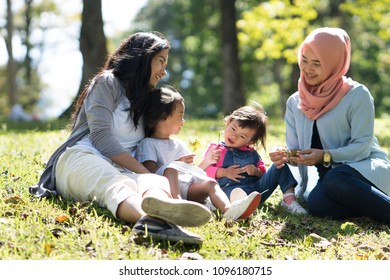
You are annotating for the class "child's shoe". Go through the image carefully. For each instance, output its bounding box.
[280,192,308,215]
[223,191,261,221]
[229,188,247,203]
[281,200,308,215]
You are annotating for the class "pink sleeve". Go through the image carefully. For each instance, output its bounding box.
[205,143,225,179]
[258,159,267,174]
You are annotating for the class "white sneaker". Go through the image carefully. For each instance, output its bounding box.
[281,200,308,215]
[229,188,247,203]
[223,191,261,221]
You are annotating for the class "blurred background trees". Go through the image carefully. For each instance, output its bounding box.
[1,0,389,121]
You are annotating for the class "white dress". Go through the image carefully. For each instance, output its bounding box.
[136,137,215,201]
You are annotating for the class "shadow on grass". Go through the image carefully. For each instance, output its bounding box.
[260,201,390,244]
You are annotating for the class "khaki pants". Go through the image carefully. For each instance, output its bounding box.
[55,145,170,218]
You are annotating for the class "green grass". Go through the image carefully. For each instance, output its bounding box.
[0,117,389,260]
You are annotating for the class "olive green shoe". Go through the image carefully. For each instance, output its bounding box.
[132,216,203,245]
[141,196,212,227]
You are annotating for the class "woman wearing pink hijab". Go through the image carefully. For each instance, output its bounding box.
[271,27,390,224]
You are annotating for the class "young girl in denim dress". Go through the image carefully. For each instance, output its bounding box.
[204,105,307,214]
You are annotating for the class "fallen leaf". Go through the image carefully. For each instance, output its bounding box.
[356,253,369,260]
[357,244,374,251]
[4,196,24,204]
[12,176,21,182]
[55,215,69,223]
[305,233,331,248]
[377,252,388,260]
[44,243,55,256]
[340,222,359,234]
[50,228,66,238]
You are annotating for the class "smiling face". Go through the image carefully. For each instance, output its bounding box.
[223,119,256,148]
[149,49,169,88]
[300,46,324,86]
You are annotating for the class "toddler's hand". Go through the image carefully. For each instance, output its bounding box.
[204,146,221,165]
[224,164,245,182]
[241,164,258,176]
[178,154,195,164]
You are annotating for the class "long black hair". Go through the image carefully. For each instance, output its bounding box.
[71,31,171,129]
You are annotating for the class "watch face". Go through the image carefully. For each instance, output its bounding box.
[324,152,331,162]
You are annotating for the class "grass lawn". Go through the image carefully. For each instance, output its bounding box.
[0,117,389,261]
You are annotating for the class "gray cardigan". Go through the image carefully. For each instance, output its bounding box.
[30,71,126,197]
[286,82,390,197]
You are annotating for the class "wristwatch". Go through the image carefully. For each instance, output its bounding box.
[323,150,332,168]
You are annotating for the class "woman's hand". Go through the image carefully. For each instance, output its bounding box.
[269,148,288,169]
[294,149,324,166]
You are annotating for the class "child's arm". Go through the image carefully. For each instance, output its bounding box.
[142,160,159,173]
[198,145,221,170]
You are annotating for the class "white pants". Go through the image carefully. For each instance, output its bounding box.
[55,145,170,218]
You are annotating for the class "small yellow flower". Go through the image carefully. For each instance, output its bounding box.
[189,138,200,152]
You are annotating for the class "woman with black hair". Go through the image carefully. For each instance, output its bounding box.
[30,32,211,245]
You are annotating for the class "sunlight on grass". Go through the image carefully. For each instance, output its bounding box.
[0,117,389,260]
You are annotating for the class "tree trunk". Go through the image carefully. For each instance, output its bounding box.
[273,59,300,118]
[60,0,107,119]
[5,0,18,107]
[23,0,33,87]
[220,0,244,115]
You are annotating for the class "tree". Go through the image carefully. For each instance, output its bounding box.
[220,0,244,114]
[5,0,18,108]
[2,0,57,116]
[134,0,231,118]
[61,0,107,119]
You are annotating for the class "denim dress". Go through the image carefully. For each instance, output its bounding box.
[217,144,297,203]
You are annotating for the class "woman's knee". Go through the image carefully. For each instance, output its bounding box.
[137,173,170,196]
[322,167,351,198]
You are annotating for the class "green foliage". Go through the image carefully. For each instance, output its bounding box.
[133,0,224,118]
[238,0,318,64]
[131,0,390,119]
[340,0,390,115]
[1,118,389,260]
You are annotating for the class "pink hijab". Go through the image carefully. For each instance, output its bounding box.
[297,27,356,120]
